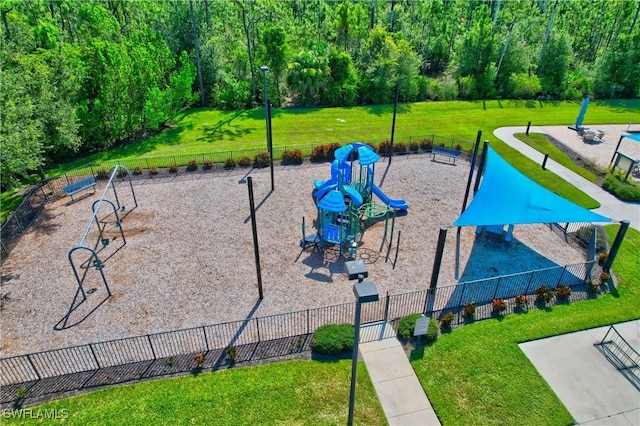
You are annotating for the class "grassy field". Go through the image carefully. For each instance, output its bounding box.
[4,360,386,425]
[491,137,600,209]
[514,132,599,183]
[412,224,640,426]
[51,99,640,172]
[0,190,23,223]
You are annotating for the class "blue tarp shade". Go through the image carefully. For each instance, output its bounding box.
[623,133,640,142]
[454,148,611,226]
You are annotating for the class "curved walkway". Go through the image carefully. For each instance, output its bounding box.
[494,126,640,231]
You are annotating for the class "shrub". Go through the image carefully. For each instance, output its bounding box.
[310,145,326,162]
[311,323,354,354]
[492,298,507,313]
[169,163,178,173]
[409,141,419,153]
[419,138,433,151]
[588,280,600,294]
[454,144,463,151]
[96,168,109,180]
[398,313,422,340]
[393,142,407,154]
[515,294,529,308]
[535,286,555,304]
[378,140,392,156]
[186,160,198,171]
[238,156,252,167]
[117,168,128,178]
[253,152,270,168]
[149,166,158,175]
[282,149,303,165]
[203,159,213,170]
[426,318,439,342]
[225,346,237,363]
[599,271,610,284]
[463,301,476,319]
[366,142,377,153]
[602,173,640,202]
[324,143,341,160]
[224,157,237,169]
[440,311,456,328]
[555,285,572,300]
[194,352,205,368]
[132,166,143,175]
[597,252,608,265]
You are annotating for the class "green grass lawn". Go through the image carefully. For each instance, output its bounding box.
[412,224,640,426]
[50,99,640,174]
[1,190,24,223]
[490,139,601,209]
[4,360,386,425]
[514,132,599,183]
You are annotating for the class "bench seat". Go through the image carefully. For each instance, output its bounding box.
[63,177,97,201]
[432,147,462,164]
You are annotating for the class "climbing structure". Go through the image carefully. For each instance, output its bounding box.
[306,143,408,255]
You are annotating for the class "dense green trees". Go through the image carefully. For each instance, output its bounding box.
[1,0,639,189]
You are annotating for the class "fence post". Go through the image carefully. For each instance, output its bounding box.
[88,344,101,369]
[383,291,390,323]
[146,335,157,359]
[256,318,260,342]
[457,282,467,308]
[25,354,41,381]
[557,266,567,286]
[492,276,502,299]
[525,271,535,294]
[202,326,210,351]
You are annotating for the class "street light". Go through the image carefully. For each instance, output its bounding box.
[260,65,274,191]
[345,260,379,426]
[260,65,271,153]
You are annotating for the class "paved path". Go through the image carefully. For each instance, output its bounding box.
[359,322,441,426]
[494,126,640,231]
[520,320,640,425]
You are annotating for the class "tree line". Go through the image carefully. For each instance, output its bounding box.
[1,0,639,189]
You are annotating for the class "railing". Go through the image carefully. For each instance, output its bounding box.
[0,259,596,406]
[595,325,640,388]
[0,183,50,264]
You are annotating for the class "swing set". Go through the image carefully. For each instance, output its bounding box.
[55,165,138,330]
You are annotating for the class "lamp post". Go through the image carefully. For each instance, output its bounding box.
[345,260,379,426]
[260,65,275,191]
[260,65,270,152]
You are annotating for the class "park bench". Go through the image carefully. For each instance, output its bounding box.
[432,146,461,165]
[63,176,97,201]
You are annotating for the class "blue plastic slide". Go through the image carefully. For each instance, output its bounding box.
[371,184,408,210]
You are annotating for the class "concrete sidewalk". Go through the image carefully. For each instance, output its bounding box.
[520,320,640,425]
[359,323,441,426]
[494,126,640,231]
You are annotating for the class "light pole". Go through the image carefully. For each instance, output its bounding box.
[345,260,379,426]
[260,65,274,191]
[260,65,270,152]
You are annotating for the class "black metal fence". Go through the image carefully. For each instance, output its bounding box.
[0,183,51,264]
[1,133,471,265]
[0,259,596,406]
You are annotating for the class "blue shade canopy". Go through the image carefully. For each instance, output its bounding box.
[623,133,640,142]
[317,190,346,212]
[454,148,611,226]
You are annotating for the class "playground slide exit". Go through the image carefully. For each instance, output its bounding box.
[372,184,408,210]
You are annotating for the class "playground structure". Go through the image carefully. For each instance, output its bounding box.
[303,143,408,256]
[57,165,138,330]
